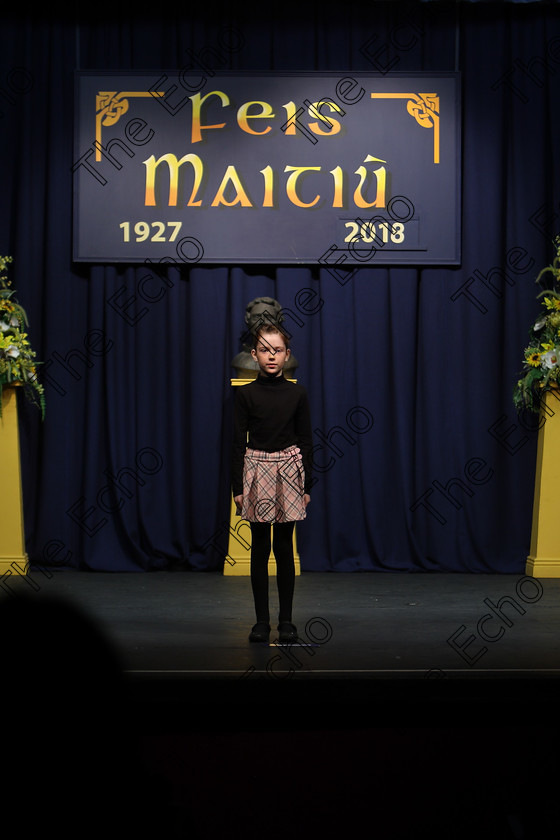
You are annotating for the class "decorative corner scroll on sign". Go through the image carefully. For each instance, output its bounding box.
[370,92,440,164]
[95,91,165,161]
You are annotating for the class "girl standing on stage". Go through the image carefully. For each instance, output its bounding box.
[232,323,313,644]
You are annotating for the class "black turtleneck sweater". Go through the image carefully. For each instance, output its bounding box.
[232,374,313,496]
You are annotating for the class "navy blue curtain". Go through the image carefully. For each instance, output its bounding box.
[1,1,559,573]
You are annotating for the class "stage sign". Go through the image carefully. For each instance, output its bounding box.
[73,72,461,265]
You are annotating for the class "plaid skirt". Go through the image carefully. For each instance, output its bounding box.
[241,445,306,523]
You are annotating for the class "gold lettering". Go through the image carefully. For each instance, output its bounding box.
[308,100,344,136]
[281,101,298,136]
[330,166,344,207]
[353,155,386,209]
[284,166,321,208]
[211,165,253,207]
[191,90,229,143]
[143,153,203,207]
[260,165,275,207]
[237,101,274,135]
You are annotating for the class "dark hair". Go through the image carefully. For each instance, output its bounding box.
[253,323,290,350]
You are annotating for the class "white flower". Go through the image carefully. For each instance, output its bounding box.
[542,349,560,369]
[0,320,9,332]
[6,345,20,359]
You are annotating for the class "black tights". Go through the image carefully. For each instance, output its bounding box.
[250,521,295,624]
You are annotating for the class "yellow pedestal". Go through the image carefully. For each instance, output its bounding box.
[527,388,560,577]
[224,376,301,576]
[0,386,28,576]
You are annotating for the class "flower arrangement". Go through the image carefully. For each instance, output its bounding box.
[0,255,45,418]
[513,235,560,414]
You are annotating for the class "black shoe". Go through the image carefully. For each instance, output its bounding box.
[278,622,298,644]
[249,622,270,643]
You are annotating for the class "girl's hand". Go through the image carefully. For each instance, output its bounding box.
[234,495,243,515]
[304,494,311,508]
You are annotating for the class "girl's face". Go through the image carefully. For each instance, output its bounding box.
[251,331,291,377]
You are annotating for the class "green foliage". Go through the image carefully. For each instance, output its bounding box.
[0,256,45,419]
[513,236,560,414]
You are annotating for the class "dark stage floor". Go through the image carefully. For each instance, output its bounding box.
[4,568,560,839]
[4,568,560,720]
[10,567,560,674]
